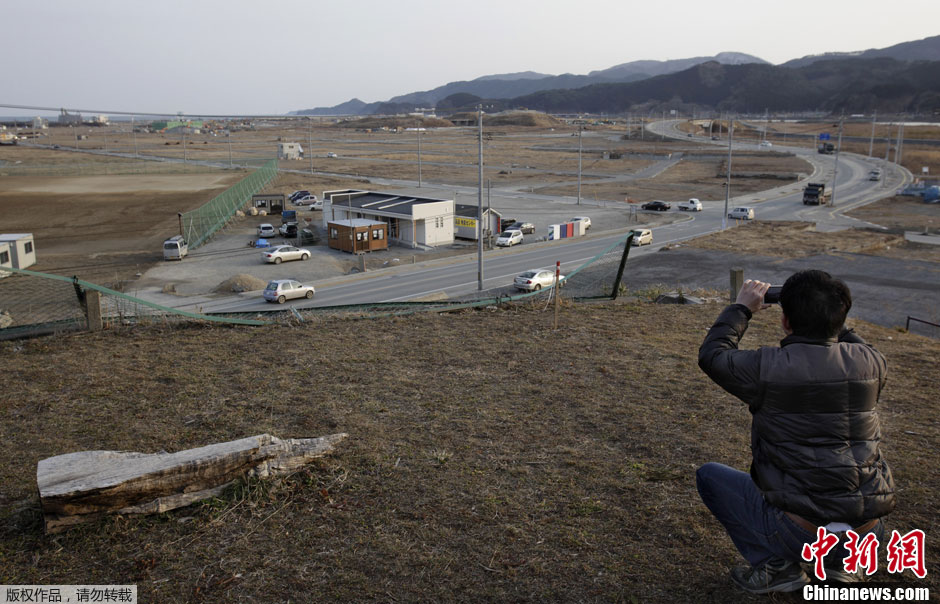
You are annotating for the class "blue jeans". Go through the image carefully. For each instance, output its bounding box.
[696,462,884,569]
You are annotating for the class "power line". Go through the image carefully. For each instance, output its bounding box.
[0,102,305,120]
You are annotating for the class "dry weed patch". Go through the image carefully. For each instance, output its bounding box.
[0,302,936,602]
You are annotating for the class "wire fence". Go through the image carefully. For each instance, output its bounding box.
[180,159,278,248]
[0,233,635,340]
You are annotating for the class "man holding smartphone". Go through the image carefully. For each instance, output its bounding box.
[696,270,895,594]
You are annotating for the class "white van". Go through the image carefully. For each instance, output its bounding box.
[630,229,653,246]
[728,207,755,221]
[163,235,188,260]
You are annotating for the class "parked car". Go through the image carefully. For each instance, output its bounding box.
[711,136,720,141]
[326,152,338,158]
[869,169,882,181]
[514,268,565,291]
[629,228,653,246]
[759,141,773,148]
[642,200,671,211]
[677,198,703,212]
[728,206,755,220]
[571,216,591,230]
[292,193,317,205]
[279,222,298,237]
[495,230,523,247]
[263,279,315,304]
[288,190,311,202]
[508,221,536,234]
[500,218,517,231]
[257,223,277,237]
[261,245,311,264]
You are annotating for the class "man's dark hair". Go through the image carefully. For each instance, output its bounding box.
[780,270,852,338]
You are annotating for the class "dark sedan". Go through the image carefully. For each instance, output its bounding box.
[508,221,536,234]
[641,200,671,211]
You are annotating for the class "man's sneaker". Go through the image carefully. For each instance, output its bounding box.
[731,559,811,594]
[822,567,866,583]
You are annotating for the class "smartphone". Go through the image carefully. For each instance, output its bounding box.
[764,286,783,304]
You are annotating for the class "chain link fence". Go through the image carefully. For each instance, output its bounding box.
[181,159,277,249]
[0,233,635,340]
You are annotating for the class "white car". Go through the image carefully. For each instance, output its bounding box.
[261,245,311,264]
[677,198,703,212]
[728,207,755,220]
[262,279,315,304]
[759,141,773,148]
[514,268,565,291]
[629,229,653,246]
[292,193,318,206]
[257,223,277,237]
[326,152,338,158]
[495,230,523,247]
[571,216,592,230]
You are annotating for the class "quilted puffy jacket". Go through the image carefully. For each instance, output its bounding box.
[698,304,896,525]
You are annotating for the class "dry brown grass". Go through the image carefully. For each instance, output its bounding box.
[681,221,906,257]
[0,298,936,603]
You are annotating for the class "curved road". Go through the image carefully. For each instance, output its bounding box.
[163,121,912,314]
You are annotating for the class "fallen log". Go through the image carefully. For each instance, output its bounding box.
[37,433,347,533]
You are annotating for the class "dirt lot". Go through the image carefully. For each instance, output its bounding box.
[0,299,935,602]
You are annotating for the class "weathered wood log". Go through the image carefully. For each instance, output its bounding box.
[37,433,347,533]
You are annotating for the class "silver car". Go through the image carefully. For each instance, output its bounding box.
[514,268,565,291]
[263,279,315,303]
[261,245,311,264]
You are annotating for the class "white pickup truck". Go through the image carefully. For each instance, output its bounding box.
[677,198,703,211]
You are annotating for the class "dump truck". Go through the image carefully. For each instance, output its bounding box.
[817,143,835,155]
[803,182,831,205]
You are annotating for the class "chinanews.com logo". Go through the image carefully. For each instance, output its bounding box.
[800,528,929,602]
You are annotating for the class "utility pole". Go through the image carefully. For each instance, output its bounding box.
[477,105,484,291]
[896,123,905,166]
[228,137,233,168]
[577,124,582,206]
[868,111,876,158]
[308,118,313,173]
[722,117,734,230]
[417,124,422,187]
[661,110,665,141]
[831,114,844,208]
[132,116,138,158]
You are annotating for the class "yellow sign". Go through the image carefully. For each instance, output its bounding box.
[455,217,477,228]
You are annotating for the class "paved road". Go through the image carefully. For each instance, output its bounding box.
[133,120,916,317]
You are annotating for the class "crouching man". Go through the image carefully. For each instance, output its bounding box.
[696,270,895,594]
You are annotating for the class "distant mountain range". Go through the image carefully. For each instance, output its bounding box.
[292,35,940,116]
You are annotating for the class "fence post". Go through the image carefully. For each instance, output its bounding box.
[730,268,744,303]
[85,290,103,331]
[611,234,634,300]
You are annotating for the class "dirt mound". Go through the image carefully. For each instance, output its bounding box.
[336,116,454,129]
[448,110,564,128]
[485,111,565,127]
[213,273,268,293]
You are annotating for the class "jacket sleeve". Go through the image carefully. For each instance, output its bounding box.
[839,327,888,390]
[698,304,763,405]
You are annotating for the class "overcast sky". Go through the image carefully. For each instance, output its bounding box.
[2,0,938,117]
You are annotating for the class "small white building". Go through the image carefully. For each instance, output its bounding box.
[0,234,36,270]
[322,189,454,248]
[91,115,110,126]
[32,117,49,129]
[278,142,304,160]
[0,241,12,277]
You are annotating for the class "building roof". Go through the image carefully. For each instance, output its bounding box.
[326,190,451,219]
[329,218,387,228]
[454,204,501,218]
[0,234,33,241]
